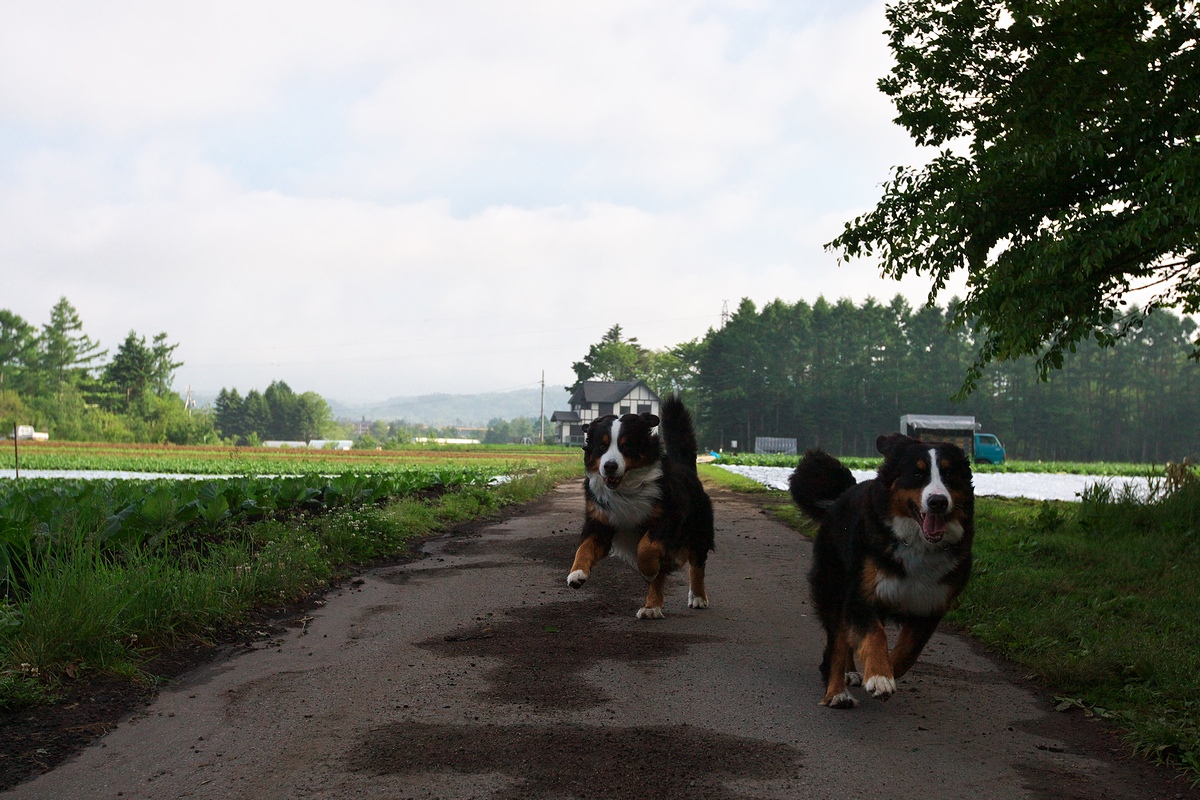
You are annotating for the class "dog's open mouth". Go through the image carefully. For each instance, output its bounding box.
[604,475,623,489]
[909,501,947,543]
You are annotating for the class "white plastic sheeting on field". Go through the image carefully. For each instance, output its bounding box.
[718,465,1152,503]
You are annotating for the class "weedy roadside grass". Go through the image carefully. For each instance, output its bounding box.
[0,459,581,710]
[717,467,1200,784]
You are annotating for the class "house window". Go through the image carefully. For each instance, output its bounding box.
[599,403,613,415]
[619,405,630,415]
[638,404,652,414]
[570,425,583,436]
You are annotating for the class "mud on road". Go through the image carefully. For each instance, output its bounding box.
[5,484,1197,799]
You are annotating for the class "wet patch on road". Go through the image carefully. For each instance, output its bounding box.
[345,720,802,800]
[419,597,721,708]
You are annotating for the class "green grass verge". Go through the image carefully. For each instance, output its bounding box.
[714,473,1200,783]
[696,462,773,492]
[0,459,581,710]
[953,486,1200,781]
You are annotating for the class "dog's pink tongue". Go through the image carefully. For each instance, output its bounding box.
[922,513,947,542]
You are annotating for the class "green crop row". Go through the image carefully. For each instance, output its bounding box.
[0,450,540,475]
[0,467,493,594]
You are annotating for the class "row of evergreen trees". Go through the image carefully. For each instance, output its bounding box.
[584,297,1200,462]
[212,382,336,444]
[0,298,212,443]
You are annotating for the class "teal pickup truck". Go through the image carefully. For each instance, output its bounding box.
[899,415,1007,465]
[973,433,1006,464]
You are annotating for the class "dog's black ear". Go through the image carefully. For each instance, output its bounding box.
[876,432,906,457]
[641,413,660,427]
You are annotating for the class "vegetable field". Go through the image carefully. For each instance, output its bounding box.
[1,440,574,476]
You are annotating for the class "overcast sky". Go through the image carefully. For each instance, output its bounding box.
[0,0,955,405]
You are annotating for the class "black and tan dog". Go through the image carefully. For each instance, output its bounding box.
[565,395,714,619]
[789,433,974,707]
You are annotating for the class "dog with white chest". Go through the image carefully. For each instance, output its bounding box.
[789,433,974,708]
[566,396,715,619]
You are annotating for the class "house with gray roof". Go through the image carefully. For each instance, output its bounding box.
[551,380,660,445]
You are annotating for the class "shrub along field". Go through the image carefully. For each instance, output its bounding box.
[0,455,582,711]
[724,464,1200,785]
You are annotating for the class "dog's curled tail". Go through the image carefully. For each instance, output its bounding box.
[789,449,856,521]
[660,394,699,471]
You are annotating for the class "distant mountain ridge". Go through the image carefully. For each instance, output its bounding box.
[327,387,571,427]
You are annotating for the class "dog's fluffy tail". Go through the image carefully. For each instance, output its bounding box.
[660,395,699,471]
[789,449,856,522]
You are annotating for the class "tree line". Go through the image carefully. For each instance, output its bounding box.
[0,297,212,443]
[0,297,347,446]
[579,297,1200,463]
[213,382,337,445]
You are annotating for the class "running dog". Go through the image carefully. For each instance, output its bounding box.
[565,395,714,619]
[789,433,974,707]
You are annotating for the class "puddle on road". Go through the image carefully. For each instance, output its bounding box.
[417,518,722,709]
[346,720,802,800]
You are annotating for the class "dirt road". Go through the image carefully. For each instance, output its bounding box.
[8,484,1194,799]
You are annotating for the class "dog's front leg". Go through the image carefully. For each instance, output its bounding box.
[856,621,896,700]
[567,519,613,588]
[635,534,668,619]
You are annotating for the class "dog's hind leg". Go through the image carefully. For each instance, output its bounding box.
[686,549,709,609]
[890,616,940,679]
[821,625,857,708]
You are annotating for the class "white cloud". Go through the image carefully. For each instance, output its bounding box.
[0,1,947,403]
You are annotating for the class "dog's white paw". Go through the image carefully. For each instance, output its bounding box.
[687,590,709,609]
[636,606,665,620]
[567,570,588,588]
[822,691,858,709]
[845,671,862,687]
[864,675,896,700]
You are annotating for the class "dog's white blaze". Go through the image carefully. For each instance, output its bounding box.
[922,447,952,511]
[599,418,626,479]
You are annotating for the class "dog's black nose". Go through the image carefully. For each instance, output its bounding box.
[603,461,619,475]
[927,494,949,513]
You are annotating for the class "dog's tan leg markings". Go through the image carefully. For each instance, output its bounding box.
[821,626,857,708]
[637,569,668,619]
[890,617,940,678]
[567,537,608,588]
[636,534,664,580]
[687,557,708,609]
[858,622,896,700]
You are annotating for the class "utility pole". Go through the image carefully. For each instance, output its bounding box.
[539,371,545,444]
[721,300,730,328]
[13,423,18,480]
